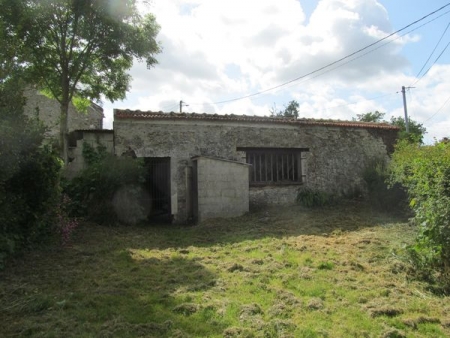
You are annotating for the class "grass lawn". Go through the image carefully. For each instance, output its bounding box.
[1,202,450,337]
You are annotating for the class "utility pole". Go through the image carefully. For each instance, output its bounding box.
[179,100,188,113]
[401,86,414,133]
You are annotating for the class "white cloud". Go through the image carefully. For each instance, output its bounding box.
[101,0,450,143]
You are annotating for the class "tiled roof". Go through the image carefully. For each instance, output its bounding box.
[114,109,400,130]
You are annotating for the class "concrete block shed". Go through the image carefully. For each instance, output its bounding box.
[192,156,251,222]
[113,110,399,224]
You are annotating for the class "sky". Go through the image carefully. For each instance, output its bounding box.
[103,0,450,144]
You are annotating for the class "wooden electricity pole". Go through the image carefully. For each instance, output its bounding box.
[401,86,414,133]
[179,100,188,113]
[402,86,409,134]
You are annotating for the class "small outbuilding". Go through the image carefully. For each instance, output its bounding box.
[113,110,399,223]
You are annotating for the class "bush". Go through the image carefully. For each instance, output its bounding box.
[362,157,407,212]
[0,137,62,267]
[297,188,336,208]
[63,143,146,224]
[390,140,450,290]
[0,79,63,267]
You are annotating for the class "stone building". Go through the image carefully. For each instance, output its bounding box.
[22,87,113,176]
[23,87,104,139]
[113,110,399,223]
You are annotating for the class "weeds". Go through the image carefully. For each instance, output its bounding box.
[297,187,336,207]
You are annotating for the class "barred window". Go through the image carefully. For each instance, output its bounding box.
[238,148,307,185]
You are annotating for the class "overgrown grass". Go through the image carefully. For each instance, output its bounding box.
[1,203,450,337]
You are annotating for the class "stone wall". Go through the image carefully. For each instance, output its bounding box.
[65,130,114,178]
[113,116,398,223]
[249,185,300,210]
[23,88,104,139]
[193,156,249,222]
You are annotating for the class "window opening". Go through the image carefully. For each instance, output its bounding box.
[238,147,308,186]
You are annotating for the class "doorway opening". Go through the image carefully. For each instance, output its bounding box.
[144,157,171,223]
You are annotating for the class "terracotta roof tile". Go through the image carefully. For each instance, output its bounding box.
[113,109,399,130]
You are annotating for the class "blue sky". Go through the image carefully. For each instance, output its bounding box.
[381,1,450,72]
[103,0,450,143]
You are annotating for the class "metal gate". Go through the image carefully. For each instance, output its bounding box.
[144,157,171,223]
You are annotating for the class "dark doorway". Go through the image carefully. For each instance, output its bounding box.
[144,157,171,223]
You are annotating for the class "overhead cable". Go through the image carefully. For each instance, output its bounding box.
[207,3,450,105]
[411,21,450,86]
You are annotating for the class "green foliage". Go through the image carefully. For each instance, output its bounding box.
[317,261,334,270]
[390,116,426,144]
[362,158,407,212]
[390,141,450,290]
[0,73,64,267]
[353,112,426,144]
[82,142,108,166]
[64,144,145,224]
[72,96,91,114]
[354,111,385,123]
[282,100,300,118]
[270,100,300,118]
[0,0,161,161]
[297,188,335,208]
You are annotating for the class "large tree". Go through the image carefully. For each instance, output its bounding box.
[0,0,161,162]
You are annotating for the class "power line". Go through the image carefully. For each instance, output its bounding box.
[205,3,450,106]
[423,95,450,124]
[238,11,450,109]
[274,9,450,97]
[417,41,450,80]
[411,21,450,86]
[186,9,448,112]
[160,102,180,111]
[168,3,450,117]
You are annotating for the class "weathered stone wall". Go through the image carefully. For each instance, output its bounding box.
[65,131,114,178]
[249,185,300,210]
[113,118,397,223]
[193,157,249,222]
[23,88,103,139]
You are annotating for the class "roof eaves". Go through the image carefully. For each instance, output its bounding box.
[113,109,400,130]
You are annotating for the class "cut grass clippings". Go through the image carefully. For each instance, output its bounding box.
[1,202,450,337]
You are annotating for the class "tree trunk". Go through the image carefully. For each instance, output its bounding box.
[60,102,69,164]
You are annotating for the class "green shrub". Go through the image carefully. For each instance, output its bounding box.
[297,188,336,208]
[63,143,145,224]
[0,138,62,267]
[0,79,63,268]
[390,140,450,290]
[362,157,407,211]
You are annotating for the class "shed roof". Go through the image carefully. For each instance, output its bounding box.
[114,109,399,130]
